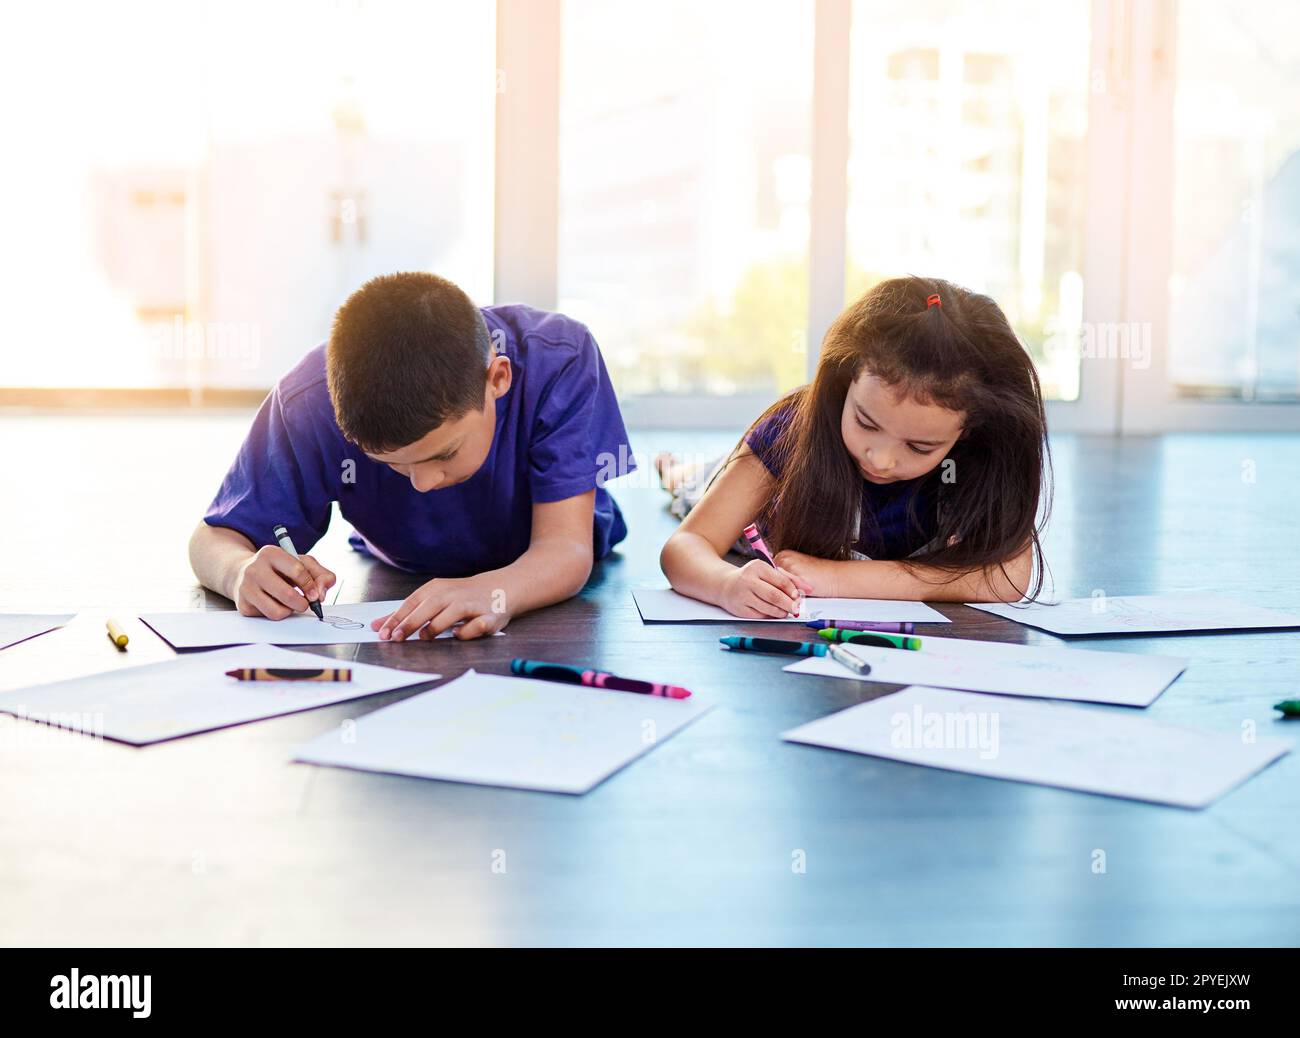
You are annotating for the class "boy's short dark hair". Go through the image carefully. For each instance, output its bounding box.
[326,272,491,452]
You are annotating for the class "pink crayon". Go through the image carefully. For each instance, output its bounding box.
[511,659,692,699]
[584,670,692,700]
[742,522,776,566]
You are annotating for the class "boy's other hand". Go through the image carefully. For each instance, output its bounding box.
[720,559,812,619]
[234,546,336,620]
[371,577,508,641]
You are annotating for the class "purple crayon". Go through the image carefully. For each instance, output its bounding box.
[804,620,915,634]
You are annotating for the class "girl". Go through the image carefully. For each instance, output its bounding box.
[659,276,1051,619]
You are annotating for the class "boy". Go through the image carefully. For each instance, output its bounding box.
[189,272,634,640]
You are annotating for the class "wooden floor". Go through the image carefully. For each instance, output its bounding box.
[1,414,1298,946]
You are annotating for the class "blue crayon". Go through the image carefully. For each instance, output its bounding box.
[719,636,827,657]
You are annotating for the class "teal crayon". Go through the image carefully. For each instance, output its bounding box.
[816,627,921,651]
[719,636,826,657]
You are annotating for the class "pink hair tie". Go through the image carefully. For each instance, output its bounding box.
[926,293,942,309]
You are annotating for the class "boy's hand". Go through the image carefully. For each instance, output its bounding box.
[772,549,838,597]
[371,577,508,641]
[234,546,336,620]
[719,559,813,619]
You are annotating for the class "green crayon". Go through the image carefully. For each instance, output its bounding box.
[816,627,921,651]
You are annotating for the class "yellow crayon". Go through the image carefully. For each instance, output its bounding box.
[106,618,129,650]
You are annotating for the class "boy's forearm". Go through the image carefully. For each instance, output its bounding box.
[827,556,1030,603]
[660,531,735,605]
[478,535,594,617]
[188,522,255,601]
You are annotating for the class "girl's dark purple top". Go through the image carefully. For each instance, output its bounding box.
[746,404,940,560]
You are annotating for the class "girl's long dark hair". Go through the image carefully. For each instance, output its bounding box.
[747,276,1051,600]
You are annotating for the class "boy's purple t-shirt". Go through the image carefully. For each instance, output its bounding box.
[204,304,635,576]
[746,404,939,560]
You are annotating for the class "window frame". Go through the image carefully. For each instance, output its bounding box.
[496,0,1299,432]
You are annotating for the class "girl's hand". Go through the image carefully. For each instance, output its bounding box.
[370,578,508,641]
[720,559,813,619]
[773,549,839,597]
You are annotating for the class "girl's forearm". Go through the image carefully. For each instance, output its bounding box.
[826,555,1030,603]
[660,530,736,606]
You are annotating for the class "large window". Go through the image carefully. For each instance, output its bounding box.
[3,1,1297,432]
[557,0,814,398]
[0,0,495,392]
[846,0,1091,401]
[1168,0,1300,400]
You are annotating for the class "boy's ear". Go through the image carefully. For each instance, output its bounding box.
[486,354,512,399]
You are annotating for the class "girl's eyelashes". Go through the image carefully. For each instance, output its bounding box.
[855,415,935,455]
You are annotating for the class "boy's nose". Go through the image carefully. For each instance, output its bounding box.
[411,469,443,493]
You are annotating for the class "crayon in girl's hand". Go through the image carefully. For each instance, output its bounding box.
[742,523,776,567]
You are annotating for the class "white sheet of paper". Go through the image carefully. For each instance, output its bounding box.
[632,587,948,624]
[969,593,1300,636]
[0,645,439,745]
[782,686,1291,808]
[294,669,713,795]
[783,634,1187,706]
[0,614,75,651]
[140,600,500,649]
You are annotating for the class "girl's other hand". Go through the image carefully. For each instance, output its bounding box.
[773,549,836,597]
[721,559,810,619]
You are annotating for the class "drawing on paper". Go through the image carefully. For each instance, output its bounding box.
[320,615,366,630]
